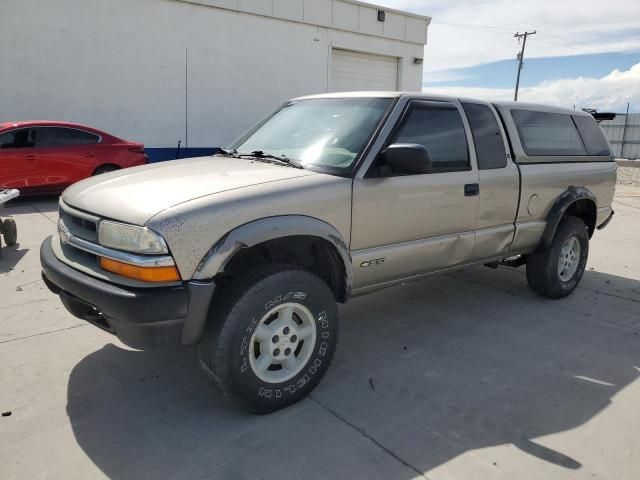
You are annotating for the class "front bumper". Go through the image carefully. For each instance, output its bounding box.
[40,236,215,349]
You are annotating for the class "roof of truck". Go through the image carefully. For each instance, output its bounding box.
[489,100,590,116]
[294,92,591,116]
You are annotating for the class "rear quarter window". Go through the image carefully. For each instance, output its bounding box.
[511,110,586,156]
[572,115,611,156]
[44,128,100,147]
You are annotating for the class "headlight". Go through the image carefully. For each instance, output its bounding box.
[98,221,169,254]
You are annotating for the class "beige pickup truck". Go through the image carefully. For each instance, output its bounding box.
[41,92,616,413]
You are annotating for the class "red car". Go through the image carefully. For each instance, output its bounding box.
[0,121,148,195]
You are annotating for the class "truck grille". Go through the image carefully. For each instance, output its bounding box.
[59,201,99,243]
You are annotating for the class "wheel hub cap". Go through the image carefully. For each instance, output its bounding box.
[249,303,316,383]
[558,235,581,282]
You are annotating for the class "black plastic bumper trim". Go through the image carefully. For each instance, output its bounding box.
[40,236,215,349]
[597,210,614,230]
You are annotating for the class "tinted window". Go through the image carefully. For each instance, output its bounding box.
[393,103,469,171]
[44,128,99,147]
[462,102,507,169]
[573,115,611,156]
[511,110,586,156]
[0,128,39,149]
[0,131,17,148]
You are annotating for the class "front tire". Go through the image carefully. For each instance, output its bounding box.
[199,266,339,414]
[526,216,589,299]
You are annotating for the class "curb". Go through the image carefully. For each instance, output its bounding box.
[616,160,640,168]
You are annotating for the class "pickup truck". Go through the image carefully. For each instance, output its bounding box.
[41,92,617,413]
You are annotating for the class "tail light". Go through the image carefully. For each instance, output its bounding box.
[128,144,145,154]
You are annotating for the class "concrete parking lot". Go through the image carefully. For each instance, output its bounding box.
[1,186,639,480]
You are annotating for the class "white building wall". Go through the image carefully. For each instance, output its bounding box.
[0,0,428,160]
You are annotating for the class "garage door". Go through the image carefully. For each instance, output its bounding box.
[330,49,398,92]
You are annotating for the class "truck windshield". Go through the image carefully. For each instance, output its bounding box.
[229,97,393,172]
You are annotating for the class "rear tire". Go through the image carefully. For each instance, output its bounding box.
[1,218,17,247]
[93,165,119,175]
[198,265,339,414]
[526,216,589,299]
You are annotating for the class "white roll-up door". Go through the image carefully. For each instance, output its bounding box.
[330,49,398,92]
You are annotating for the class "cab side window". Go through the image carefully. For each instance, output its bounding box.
[43,128,100,147]
[0,128,39,149]
[462,102,507,169]
[390,103,469,173]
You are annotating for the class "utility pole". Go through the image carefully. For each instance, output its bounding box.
[185,48,189,153]
[621,102,630,159]
[514,31,536,101]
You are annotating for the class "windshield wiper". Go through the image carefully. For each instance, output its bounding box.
[216,148,238,157]
[235,150,303,169]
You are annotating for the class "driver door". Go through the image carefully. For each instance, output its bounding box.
[351,100,480,291]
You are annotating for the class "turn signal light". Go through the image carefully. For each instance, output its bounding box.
[99,257,181,282]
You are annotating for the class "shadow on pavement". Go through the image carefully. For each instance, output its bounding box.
[4,194,59,215]
[0,244,29,273]
[66,266,640,479]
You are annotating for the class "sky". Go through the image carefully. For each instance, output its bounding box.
[375,0,640,112]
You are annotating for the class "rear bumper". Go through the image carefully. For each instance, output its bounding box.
[40,236,215,349]
[597,209,614,230]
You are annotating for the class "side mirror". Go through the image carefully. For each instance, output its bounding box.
[380,143,431,175]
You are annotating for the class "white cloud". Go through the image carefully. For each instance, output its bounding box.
[373,0,640,111]
[375,0,640,73]
[424,63,640,112]
[421,70,471,84]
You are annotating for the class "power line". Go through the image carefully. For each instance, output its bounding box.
[430,21,520,35]
[536,31,594,53]
[432,21,596,52]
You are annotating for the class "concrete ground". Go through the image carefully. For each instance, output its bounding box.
[1,187,639,480]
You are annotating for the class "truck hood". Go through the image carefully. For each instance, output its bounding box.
[62,156,317,225]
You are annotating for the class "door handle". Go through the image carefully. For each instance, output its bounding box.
[26,155,36,161]
[82,152,95,157]
[464,183,479,196]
